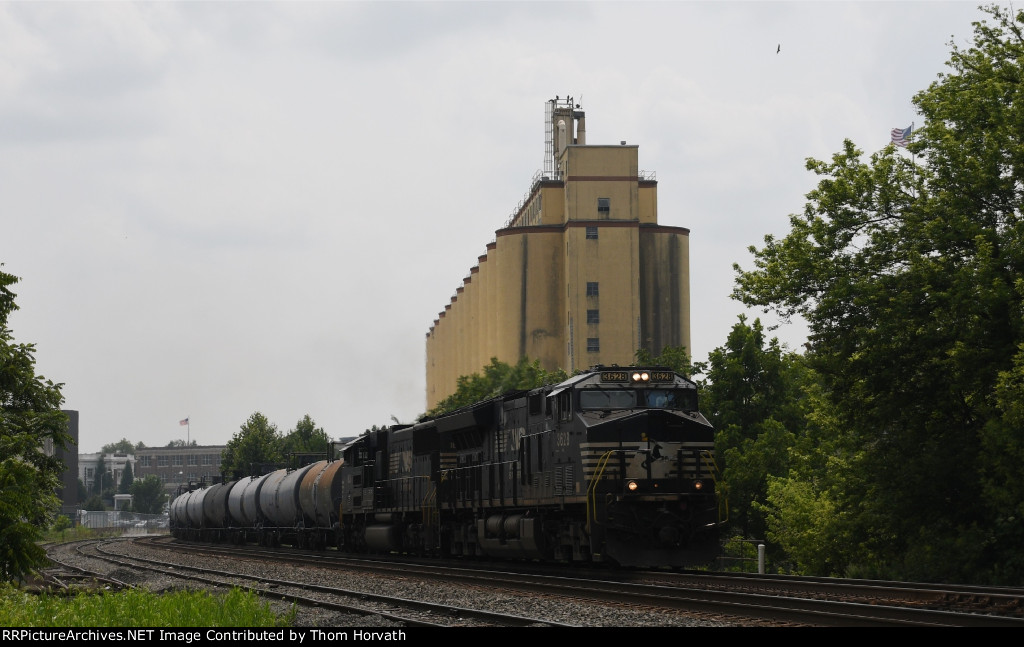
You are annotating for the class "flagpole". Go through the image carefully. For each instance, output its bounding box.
[892,122,916,197]
[911,122,916,198]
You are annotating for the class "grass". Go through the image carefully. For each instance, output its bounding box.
[3,527,297,627]
[0,583,296,627]
[40,525,122,544]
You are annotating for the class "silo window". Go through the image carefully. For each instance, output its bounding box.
[597,198,610,214]
[586,282,599,297]
[587,309,600,324]
[586,226,598,239]
[587,338,600,352]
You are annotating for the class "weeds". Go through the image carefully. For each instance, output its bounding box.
[0,584,295,627]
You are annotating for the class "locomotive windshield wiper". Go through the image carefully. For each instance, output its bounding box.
[579,387,637,411]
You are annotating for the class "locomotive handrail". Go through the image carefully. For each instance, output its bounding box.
[585,449,620,533]
[422,483,437,509]
[587,447,721,532]
[421,483,439,549]
[699,449,729,523]
[699,450,720,478]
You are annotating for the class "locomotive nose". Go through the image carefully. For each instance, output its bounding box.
[658,524,681,546]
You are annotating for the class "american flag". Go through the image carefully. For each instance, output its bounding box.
[891,124,912,147]
[179,417,189,426]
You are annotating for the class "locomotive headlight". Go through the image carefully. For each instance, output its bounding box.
[627,480,639,491]
[693,480,704,491]
[631,371,650,383]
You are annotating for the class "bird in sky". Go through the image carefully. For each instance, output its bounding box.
[777,44,781,54]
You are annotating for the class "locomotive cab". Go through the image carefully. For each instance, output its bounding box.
[567,367,722,567]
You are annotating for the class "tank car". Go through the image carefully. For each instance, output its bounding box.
[297,459,345,549]
[168,488,193,540]
[200,480,236,541]
[183,486,210,541]
[257,463,318,547]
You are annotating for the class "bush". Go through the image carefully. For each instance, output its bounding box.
[50,515,72,532]
[0,584,295,626]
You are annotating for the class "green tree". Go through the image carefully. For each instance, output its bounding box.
[221,412,283,478]
[635,344,695,377]
[100,475,115,500]
[166,438,196,447]
[93,453,106,495]
[118,460,134,494]
[757,380,870,576]
[50,514,71,532]
[424,357,568,418]
[129,475,168,515]
[81,494,105,512]
[102,438,136,454]
[281,414,329,461]
[0,267,70,580]
[699,317,808,545]
[979,342,1024,581]
[733,4,1024,582]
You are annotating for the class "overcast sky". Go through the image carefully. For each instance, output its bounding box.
[1,1,995,453]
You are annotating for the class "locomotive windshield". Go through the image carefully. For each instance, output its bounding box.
[579,389,637,409]
[640,389,697,411]
[578,388,697,412]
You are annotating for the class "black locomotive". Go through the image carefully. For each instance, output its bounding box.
[171,366,724,568]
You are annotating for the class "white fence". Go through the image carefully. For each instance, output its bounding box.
[78,510,169,534]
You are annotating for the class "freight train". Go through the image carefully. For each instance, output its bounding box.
[169,366,724,568]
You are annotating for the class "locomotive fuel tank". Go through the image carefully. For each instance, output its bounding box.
[357,513,411,553]
[364,519,401,552]
[477,514,544,560]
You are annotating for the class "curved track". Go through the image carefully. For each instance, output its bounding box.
[44,538,572,627]
[46,536,1024,627]
[143,536,1024,627]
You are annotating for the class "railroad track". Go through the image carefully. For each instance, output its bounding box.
[629,570,1024,620]
[136,536,1024,627]
[44,538,574,627]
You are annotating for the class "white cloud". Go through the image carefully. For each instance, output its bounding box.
[0,0,992,452]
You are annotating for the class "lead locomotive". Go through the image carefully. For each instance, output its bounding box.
[172,366,724,568]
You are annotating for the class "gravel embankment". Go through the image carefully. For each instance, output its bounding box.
[46,537,746,627]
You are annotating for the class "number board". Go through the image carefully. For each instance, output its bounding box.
[599,370,676,383]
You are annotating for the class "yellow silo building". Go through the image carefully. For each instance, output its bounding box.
[425,97,692,409]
